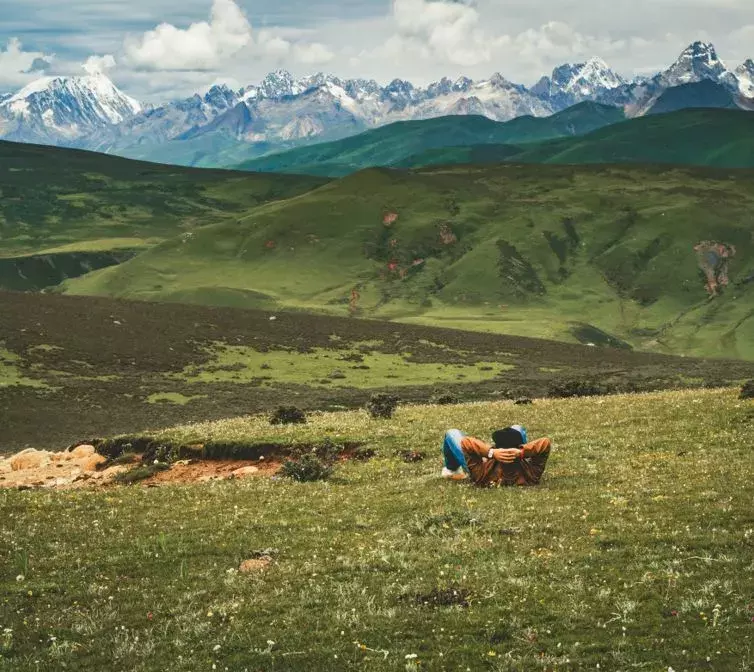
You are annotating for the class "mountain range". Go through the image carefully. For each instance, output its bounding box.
[0,41,752,168]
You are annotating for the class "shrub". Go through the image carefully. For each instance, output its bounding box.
[270,406,307,425]
[366,393,399,419]
[548,380,604,398]
[279,454,333,482]
[113,463,170,485]
[434,394,458,406]
[741,380,754,400]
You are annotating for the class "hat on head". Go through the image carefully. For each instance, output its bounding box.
[492,425,528,448]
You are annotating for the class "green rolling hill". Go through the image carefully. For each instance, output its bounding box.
[645,80,740,115]
[235,102,625,177]
[59,162,754,360]
[0,140,328,289]
[405,108,754,170]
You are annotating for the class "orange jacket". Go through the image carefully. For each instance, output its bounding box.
[460,436,551,487]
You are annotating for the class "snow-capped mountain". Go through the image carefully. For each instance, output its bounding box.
[736,59,754,97]
[0,74,140,144]
[0,41,752,166]
[618,41,747,115]
[533,58,625,108]
[660,41,734,89]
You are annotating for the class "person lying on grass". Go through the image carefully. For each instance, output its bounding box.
[441,425,551,487]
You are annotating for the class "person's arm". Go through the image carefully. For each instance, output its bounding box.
[460,436,494,458]
[520,438,551,482]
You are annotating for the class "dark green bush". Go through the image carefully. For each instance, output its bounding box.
[741,380,754,400]
[434,394,458,406]
[113,463,170,485]
[270,406,307,425]
[280,454,333,482]
[366,393,399,419]
[548,380,604,398]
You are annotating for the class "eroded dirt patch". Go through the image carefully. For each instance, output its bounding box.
[0,439,369,490]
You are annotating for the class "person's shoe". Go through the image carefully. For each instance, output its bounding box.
[441,467,467,481]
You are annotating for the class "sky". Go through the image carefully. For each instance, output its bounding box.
[1,0,753,101]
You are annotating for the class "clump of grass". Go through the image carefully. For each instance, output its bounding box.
[112,463,170,485]
[404,585,473,608]
[279,453,333,482]
[366,393,399,419]
[740,380,754,399]
[548,379,605,398]
[270,406,307,425]
[433,393,458,406]
[107,452,139,467]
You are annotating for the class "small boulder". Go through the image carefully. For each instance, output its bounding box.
[239,557,272,574]
[9,449,52,472]
[79,454,107,472]
[70,444,96,458]
[229,466,260,479]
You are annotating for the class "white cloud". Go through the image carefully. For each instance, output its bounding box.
[123,0,252,71]
[82,53,116,76]
[383,0,496,67]
[293,42,334,65]
[0,38,54,88]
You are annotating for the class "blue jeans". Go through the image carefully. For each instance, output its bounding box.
[443,429,469,473]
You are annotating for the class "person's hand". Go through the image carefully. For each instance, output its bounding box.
[492,448,523,463]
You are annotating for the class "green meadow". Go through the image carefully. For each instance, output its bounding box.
[2,388,753,670]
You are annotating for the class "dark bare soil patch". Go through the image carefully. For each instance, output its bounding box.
[2,291,753,452]
[404,586,473,608]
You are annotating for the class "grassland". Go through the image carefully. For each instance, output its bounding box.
[2,291,753,453]
[234,102,625,177]
[1,388,753,670]
[61,162,754,360]
[0,140,326,287]
[237,108,754,176]
[405,109,754,171]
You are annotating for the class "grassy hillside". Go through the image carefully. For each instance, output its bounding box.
[646,80,739,116]
[0,140,327,269]
[403,108,754,171]
[504,108,754,169]
[2,388,754,670]
[61,162,754,360]
[3,291,751,452]
[235,102,625,177]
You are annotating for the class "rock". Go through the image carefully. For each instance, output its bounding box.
[229,466,259,479]
[79,454,107,472]
[239,557,272,573]
[9,449,52,472]
[94,466,129,481]
[70,444,96,458]
[0,461,12,474]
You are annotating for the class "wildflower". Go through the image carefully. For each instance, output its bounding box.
[15,575,24,582]
[405,654,417,659]
[213,644,221,652]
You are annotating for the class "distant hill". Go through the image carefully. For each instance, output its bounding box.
[0,140,327,287]
[402,108,754,170]
[507,108,754,168]
[61,162,754,360]
[235,102,625,177]
[646,80,740,115]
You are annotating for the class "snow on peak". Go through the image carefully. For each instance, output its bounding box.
[3,74,141,124]
[736,59,754,97]
[664,41,729,85]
